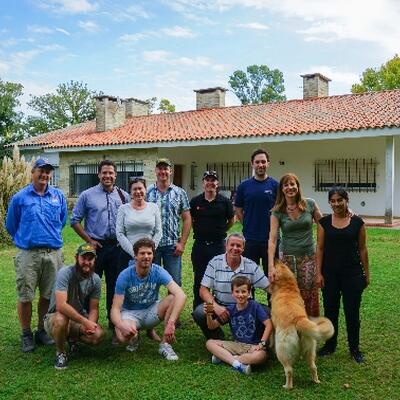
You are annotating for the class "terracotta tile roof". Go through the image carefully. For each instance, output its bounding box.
[18,90,400,149]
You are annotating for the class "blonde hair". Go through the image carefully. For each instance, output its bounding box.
[272,173,307,213]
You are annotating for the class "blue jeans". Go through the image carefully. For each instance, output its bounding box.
[154,245,182,286]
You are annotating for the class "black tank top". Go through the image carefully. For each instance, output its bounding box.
[319,214,364,275]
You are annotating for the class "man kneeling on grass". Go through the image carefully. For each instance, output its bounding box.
[205,276,273,375]
[44,244,105,370]
[111,238,187,360]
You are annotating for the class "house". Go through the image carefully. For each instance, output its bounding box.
[17,74,400,223]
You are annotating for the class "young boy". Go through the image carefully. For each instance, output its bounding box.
[205,276,273,375]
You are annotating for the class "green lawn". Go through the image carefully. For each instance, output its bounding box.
[0,224,399,400]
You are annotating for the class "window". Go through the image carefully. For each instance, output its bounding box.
[206,162,252,191]
[314,158,377,192]
[49,166,60,187]
[69,161,144,195]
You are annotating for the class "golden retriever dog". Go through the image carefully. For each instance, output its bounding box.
[270,260,334,390]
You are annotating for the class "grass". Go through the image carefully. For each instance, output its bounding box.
[0,223,399,400]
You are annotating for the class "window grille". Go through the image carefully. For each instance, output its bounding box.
[206,162,252,191]
[314,158,377,192]
[49,166,60,187]
[69,161,144,196]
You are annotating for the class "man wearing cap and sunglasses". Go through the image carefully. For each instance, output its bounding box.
[44,243,104,369]
[6,158,67,353]
[147,159,191,291]
[189,170,234,310]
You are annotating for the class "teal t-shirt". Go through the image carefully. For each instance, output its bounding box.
[272,198,316,257]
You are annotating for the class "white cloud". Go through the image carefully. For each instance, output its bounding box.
[237,22,269,30]
[119,32,149,43]
[301,66,359,86]
[55,28,71,36]
[78,20,100,33]
[0,60,10,73]
[104,5,151,22]
[37,0,97,14]
[161,26,196,38]
[143,50,171,62]
[27,25,54,34]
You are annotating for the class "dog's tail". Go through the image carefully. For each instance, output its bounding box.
[296,317,334,341]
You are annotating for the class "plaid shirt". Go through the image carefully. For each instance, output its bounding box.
[147,183,190,247]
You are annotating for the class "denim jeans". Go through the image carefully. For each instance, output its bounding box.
[154,245,182,286]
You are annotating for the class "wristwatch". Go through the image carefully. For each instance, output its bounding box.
[259,340,267,349]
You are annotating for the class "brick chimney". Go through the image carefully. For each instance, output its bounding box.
[95,95,126,132]
[125,98,150,117]
[301,73,331,100]
[194,87,227,110]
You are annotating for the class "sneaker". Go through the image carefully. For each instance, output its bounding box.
[232,363,251,375]
[159,343,179,361]
[211,355,222,365]
[68,340,80,354]
[317,345,335,357]
[21,333,35,353]
[54,352,68,370]
[35,329,55,346]
[350,348,364,364]
[126,335,139,352]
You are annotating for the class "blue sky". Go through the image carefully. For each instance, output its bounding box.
[1,0,399,113]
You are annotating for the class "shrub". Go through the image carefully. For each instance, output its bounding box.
[0,146,32,245]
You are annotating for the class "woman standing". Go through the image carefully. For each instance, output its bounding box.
[268,173,322,317]
[116,178,162,264]
[316,187,369,363]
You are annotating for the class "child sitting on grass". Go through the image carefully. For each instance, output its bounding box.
[205,276,273,375]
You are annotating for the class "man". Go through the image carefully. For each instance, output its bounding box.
[70,159,129,328]
[44,243,104,370]
[147,158,191,287]
[6,158,67,352]
[190,170,234,309]
[192,233,269,339]
[111,238,187,360]
[235,149,278,275]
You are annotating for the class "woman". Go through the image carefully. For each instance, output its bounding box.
[268,173,322,317]
[116,178,162,265]
[316,187,369,363]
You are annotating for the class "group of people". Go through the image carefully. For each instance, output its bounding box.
[6,149,370,372]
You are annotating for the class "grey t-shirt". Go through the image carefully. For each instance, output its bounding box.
[48,265,101,315]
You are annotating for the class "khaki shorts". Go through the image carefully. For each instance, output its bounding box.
[221,341,254,356]
[14,248,63,302]
[44,313,82,340]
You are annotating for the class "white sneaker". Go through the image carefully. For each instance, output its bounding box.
[126,335,139,352]
[159,343,179,361]
[211,355,222,365]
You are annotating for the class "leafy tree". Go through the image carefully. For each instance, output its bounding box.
[158,98,176,113]
[0,79,24,156]
[146,97,158,114]
[228,65,286,104]
[351,55,400,93]
[27,80,99,134]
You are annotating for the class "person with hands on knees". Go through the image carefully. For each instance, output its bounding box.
[111,238,187,360]
[205,276,273,375]
[44,243,104,370]
[315,187,370,364]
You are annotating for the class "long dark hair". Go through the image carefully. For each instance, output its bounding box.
[328,186,350,214]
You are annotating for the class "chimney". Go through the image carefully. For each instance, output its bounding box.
[194,87,227,110]
[125,98,150,117]
[95,95,126,132]
[301,73,331,100]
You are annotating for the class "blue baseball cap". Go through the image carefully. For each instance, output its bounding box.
[33,158,54,170]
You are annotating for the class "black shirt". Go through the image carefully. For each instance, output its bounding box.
[319,214,364,276]
[190,193,234,241]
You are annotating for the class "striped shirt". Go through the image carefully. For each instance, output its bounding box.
[201,254,269,306]
[147,183,190,247]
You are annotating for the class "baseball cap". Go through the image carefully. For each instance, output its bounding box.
[156,158,172,167]
[33,158,54,170]
[202,170,218,180]
[76,243,97,257]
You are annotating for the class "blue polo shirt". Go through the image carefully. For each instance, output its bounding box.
[235,176,278,242]
[6,184,67,249]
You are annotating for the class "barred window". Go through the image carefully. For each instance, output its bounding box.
[206,162,252,191]
[69,161,144,196]
[314,159,377,192]
[49,166,60,187]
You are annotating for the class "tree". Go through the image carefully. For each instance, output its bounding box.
[351,55,400,93]
[27,80,99,134]
[0,79,24,156]
[158,98,176,113]
[228,65,286,105]
[146,97,158,114]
